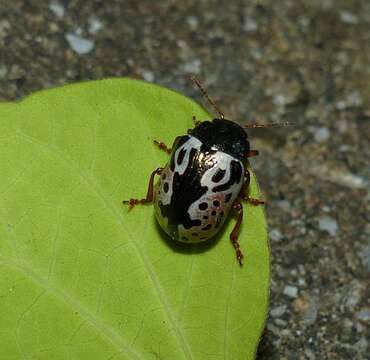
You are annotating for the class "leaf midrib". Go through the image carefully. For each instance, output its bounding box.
[13,129,194,360]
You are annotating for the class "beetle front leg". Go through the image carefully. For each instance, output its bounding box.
[123,167,163,210]
[230,199,244,266]
[192,115,201,126]
[153,140,172,154]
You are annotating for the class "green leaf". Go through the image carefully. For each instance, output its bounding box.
[0,79,269,360]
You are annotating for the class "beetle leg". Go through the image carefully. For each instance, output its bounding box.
[243,169,265,206]
[246,150,259,158]
[153,140,172,154]
[244,196,265,206]
[123,167,163,210]
[192,115,201,126]
[230,199,244,266]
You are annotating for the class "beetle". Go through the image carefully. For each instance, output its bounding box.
[123,77,291,265]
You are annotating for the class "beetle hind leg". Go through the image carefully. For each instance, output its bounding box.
[123,167,163,210]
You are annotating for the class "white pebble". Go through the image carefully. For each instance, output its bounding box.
[65,33,94,54]
[355,308,370,322]
[270,305,287,317]
[336,91,363,110]
[181,58,201,74]
[244,18,258,33]
[186,16,198,30]
[318,216,338,236]
[277,200,291,211]
[274,318,287,327]
[273,94,287,106]
[314,127,330,143]
[141,70,155,82]
[0,64,7,79]
[354,338,368,352]
[88,18,103,34]
[283,285,298,298]
[270,228,283,242]
[49,1,65,18]
[340,11,359,24]
[358,244,370,271]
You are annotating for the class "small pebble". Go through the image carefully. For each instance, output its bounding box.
[181,58,201,74]
[276,200,291,211]
[342,318,353,328]
[274,318,287,327]
[186,16,198,30]
[355,322,364,333]
[302,298,318,325]
[304,348,316,360]
[337,119,349,133]
[270,305,287,317]
[273,94,287,106]
[298,16,310,28]
[65,33,94,54]
[141,70,155,82]
[281,329,291,337]
[314,127,330,143]
[294,295,318,325]
[0,20,11,37]
[358,244,370,271]
[270,228,283,242]
[343,281,363,309]
[267,323,280,336]
[353,338,368,352]
[318,216,338,236]
[0,64,8,79]
[355,308,370,322]
[88,17,103,34]
[243,17,258,33]
[283,285,298,298]
[339,144,351,152]
[49,1,65,18]
[298,265,306,275]
[8,64,25,80]
[336,91,363,109]
[293,296,309,313]
[340,11,359,24]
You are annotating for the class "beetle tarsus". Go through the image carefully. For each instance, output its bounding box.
[154,140,172,154]
[192,115,201,126]
[246,150,259,158]
[244,196,265,206]
[230,199,244,266]
[123,167,163,210]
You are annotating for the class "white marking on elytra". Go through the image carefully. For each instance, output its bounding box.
[156,136,202,208]
[174,136,202,175]
[156,167,174,207]
[178,152,244,242]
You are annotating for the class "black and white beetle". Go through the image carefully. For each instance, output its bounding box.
[123,77,292,265]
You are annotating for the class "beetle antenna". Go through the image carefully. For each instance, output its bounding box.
[244,121,295,129]
[191,76,225,119]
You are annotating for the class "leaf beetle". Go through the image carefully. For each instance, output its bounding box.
[123,77,292,265]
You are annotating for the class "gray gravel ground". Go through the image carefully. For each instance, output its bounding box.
[1,1,369,359]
